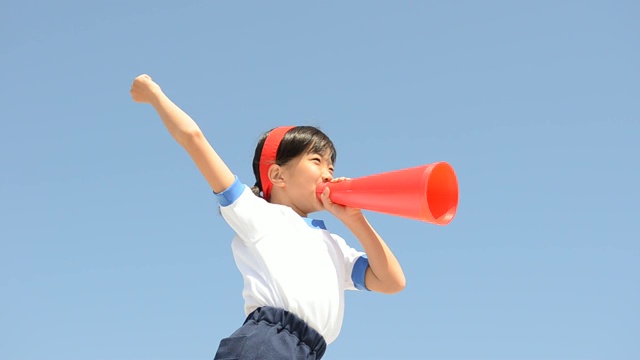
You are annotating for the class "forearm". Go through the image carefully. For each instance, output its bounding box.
[145,85,234,193]
[343,213,406,294]
[149,88,202,145]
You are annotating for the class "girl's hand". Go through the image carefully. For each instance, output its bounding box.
[319,177,363,222]
[130,74,162,104]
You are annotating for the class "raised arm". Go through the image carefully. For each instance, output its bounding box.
[130,74,235,193]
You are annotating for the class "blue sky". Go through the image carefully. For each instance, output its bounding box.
[2,1,639,359]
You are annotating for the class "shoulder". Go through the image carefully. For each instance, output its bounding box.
[216,178,303,244]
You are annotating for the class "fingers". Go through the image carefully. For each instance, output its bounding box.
[320,186,330,199]
[132,74,151,88]
[320,186,333,206]
[330,177,350,182]
[130,74,157,103]
[135,74,151,82]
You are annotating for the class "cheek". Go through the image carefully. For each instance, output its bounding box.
[295,170,320,193]
[308,169,323,184]
[299,165,319,180]
[288,163,321,189]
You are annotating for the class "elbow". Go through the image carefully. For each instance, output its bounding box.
[391,278,407,294]
[382,276,406,295]
[176,128,205,146]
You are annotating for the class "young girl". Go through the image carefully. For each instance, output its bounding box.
[130,74,406,359]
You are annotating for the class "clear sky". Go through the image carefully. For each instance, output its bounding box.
[2,1,639,359]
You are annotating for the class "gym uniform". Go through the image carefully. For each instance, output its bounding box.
[213,177,369,359]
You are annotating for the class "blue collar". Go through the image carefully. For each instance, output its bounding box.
[303,218,327,230]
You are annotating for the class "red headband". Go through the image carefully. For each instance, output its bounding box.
[259,126,295,201]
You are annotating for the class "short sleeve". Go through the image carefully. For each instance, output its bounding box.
[213,176,246,206]
[214,177,289,244]
[330,234,370,291]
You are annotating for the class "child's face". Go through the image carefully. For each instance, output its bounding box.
[279,150,334,216]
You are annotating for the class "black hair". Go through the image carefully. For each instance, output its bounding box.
[251,126,337,198]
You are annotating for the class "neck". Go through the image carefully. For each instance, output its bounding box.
[269,192,308,217]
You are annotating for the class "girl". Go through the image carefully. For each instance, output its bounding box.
[130,74,406,359]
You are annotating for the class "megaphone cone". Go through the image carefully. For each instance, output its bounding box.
[316,162,458,225]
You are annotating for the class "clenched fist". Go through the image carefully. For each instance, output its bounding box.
[130,74,161,104]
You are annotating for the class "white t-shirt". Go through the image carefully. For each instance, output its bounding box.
[215,177,369,344]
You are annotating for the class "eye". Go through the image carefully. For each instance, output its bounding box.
[311,157,322,163]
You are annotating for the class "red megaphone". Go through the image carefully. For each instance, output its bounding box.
[316,162,458,225]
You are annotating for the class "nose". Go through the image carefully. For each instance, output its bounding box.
[322,172,333,182]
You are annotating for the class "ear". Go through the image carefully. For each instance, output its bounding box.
[267,164,286,188]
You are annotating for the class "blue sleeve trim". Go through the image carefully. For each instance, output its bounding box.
[213,176,245,207]
[352,256,370,291]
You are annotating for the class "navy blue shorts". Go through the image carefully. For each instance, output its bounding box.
[213,306,327,360]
